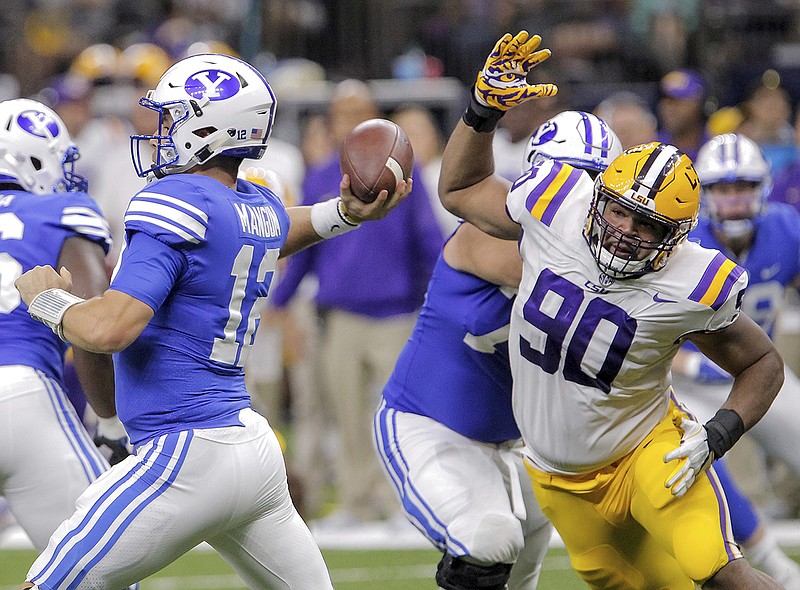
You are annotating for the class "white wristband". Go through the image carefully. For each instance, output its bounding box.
[27,288,84,341]
[310,197,361,239]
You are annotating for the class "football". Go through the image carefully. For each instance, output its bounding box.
[340,118,414,203]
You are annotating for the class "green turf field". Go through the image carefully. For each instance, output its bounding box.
[2,546,797,589]
[0,547,586,589]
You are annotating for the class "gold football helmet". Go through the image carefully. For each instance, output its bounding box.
[584,142,700,278]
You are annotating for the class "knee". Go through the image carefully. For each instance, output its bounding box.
[570,545,643,589]
[450,511,524,564]
[671,513,729,582]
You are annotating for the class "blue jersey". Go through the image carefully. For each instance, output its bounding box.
[0,190,110,381]
[690,203,800,338]
[110,175,289,445]
[382,245,520,443]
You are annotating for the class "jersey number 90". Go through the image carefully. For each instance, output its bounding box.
[520,268,636,393]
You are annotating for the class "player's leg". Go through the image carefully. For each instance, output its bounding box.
[206,414,333,589]
[0,367,107,550]
[527,461,694,590]
[374,404,527,589]
[630,406,781,589]
[715,460,800,589]
[23,431,219,589]
[506,450,552,590]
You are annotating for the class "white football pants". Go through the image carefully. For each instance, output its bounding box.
[26,408,333,589]
[374,399,553,590]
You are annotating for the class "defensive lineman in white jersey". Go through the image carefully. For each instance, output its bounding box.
[439,30,784,588]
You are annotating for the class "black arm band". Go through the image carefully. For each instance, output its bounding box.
[462,88,505,133]
[704,409,745,459]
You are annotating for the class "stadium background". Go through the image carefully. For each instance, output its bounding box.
[3,0,800,587]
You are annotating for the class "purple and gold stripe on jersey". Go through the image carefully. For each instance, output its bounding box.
[688,252,745,310]
[524,162,583,226]
[125,191,208,244]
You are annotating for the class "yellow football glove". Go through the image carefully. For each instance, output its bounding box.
[474,31,558,111]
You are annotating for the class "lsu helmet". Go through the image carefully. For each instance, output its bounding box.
[694,133,771,239]
[118,43,173,88]
[524,110,623,175]
[130,53,276,178]
[585,142,699,279]
[69,43,120,85]
[0,98,87,194]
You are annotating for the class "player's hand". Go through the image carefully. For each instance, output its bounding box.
[339,174,413,222]
[94,415,133,466]
[474,31,558,111]
[664,415,714,498]
[15,265,73,307]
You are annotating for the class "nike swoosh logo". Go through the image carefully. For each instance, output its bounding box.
[653,293,677,304]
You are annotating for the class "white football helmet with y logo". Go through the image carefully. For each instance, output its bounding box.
[523,110,623,176]
[0,98,87,194]
[694,133,771,239]
[131,53,277,178]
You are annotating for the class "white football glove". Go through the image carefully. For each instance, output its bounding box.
[664,416,714,498]
[94,415,133,466]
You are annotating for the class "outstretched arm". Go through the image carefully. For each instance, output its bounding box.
[281,174,412,257]
[439,31,557,240]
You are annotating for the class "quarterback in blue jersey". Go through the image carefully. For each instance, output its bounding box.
[16,54,410,590]
[438,31,783,589]
[375,110,620,590]
[0,98,133,553]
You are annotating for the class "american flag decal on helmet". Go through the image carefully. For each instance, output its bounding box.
[250,128,265,140]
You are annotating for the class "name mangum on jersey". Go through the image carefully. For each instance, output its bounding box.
[505,160,747,475]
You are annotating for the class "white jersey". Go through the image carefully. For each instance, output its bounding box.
[506,160,747,475]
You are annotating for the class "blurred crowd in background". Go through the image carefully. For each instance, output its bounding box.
[6,0,800,530]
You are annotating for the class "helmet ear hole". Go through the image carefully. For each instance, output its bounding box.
[30,156,42,171]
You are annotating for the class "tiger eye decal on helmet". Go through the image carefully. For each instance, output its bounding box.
[584,142,700,278]
[184,70,241,101]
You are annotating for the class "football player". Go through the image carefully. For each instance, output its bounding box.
[375,110,620,590]
[672,133,800,588]
[15,53,410,589]
[0,98,130,550]
[438,31,783,588]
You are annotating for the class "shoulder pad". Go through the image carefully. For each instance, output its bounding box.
[59,192,112,254]
[124,177,209,247]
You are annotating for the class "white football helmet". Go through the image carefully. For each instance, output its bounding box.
[0,98,87,194]
[131,53,276,178]
[694,133,771,239]
[523,110,623,175]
